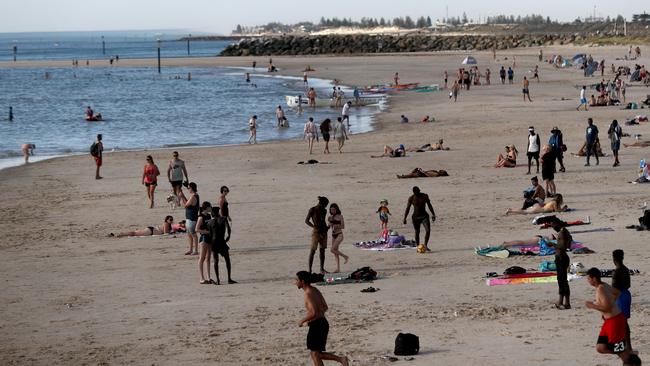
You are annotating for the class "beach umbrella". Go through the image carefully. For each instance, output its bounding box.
[461,56,478,65]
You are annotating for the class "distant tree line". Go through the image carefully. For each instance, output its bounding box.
[232,13,636,34]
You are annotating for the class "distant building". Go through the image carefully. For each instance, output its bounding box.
[631,12,650,23]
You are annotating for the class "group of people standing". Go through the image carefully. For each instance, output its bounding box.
[304,115,349,154]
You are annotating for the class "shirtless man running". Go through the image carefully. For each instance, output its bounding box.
[296,271,349,366]
[403,186,436,251]
[585,267,637,365]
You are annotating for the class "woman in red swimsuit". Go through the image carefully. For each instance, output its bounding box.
[142,155,160,208]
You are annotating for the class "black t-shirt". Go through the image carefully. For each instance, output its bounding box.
[612,265,631,291]
[542,151,556,171]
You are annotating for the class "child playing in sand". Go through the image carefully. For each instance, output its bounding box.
[377,199,391,239]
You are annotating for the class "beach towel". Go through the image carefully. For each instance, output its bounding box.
[353,239,417,251]
[475,241,586,258]
[315,270,378,286]
[486,273,582,286]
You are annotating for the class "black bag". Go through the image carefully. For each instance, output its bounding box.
[90,142,99,157]
[504,266,526,275]
[348,267,377,281]
[394,333,419,356]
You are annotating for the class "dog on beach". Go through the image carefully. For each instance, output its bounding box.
[166,193,178,209]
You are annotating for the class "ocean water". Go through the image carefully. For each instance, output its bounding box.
[0,31,383,171]
[0,66,381,171]
[0,31,229,61]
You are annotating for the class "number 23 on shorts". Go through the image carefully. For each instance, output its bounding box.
[614,341,625,353]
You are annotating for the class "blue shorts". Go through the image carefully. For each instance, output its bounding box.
[580,98,587,104]
[616,288,631,319]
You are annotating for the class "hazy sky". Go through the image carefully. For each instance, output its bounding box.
[2,0,646,34]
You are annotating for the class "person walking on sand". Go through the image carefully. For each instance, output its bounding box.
[333,117,348,153]
[485,68,491,85]
[394,72,400,86]
[142,155,161,208]
[304,117,319,154]
[248,115,257,144]
[320,118,332,154]
[90,134,104,179]
[522,76,532,102]
[21,143,35,163]
[295,271,350,366]
[585,267,635,364]
[209,206,236,285]
[608,120,622,167]
[167,151,189,205]
[585,118,599,166]
[577,86,589,111]
[499,66,506,84]
[507,67,514,84]
[305,196,329,274]
[533,65,540,82]
[612,249,633,354]
[328,203,348,273]
[403,186,436,251]
[443,70,448,89]
[450,80,460,102]
[546,221,572,309]
[526,126,540,174]
[183,182,200,255]
[541,144,557,196]
[549,127,566,172]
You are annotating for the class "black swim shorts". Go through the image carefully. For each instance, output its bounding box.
[171,180,183,188]
[307,317,329,352]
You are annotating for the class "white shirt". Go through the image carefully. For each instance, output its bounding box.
[580,89,586,100]
[342,103,350,116]
[528,133,540,153]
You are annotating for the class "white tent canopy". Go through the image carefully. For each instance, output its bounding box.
[461,56,478,65]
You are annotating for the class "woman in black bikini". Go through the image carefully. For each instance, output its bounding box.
[111,216,185,237]
[197,202,214,284]
[496,145,518,168]
[328,203,348,273]
[219,186,231,223]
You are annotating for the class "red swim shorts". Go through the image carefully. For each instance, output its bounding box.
[597,312,627,353]
[94,156,102,167]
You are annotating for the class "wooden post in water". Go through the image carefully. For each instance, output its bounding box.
[102,35,105,55]
[157,38,161,73]
[187,34,191,55]
[12,45,17,62]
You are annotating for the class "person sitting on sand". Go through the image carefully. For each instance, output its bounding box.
[397,168,449,179]
[623,140,650,148]
[421,115,431,123]
[372,144,406,158]
[400,115,409,123]
[407,139,449,152]
[574,139,606,157]
[495,145,518,168]
[110,216,186,237]
[506,194,567,215]
[631,159,649,183]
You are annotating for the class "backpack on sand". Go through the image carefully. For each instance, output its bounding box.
[394,333,419,356]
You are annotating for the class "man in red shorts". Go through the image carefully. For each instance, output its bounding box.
[585,267,638,365]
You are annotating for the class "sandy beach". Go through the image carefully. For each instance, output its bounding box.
[1,45,650,365]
